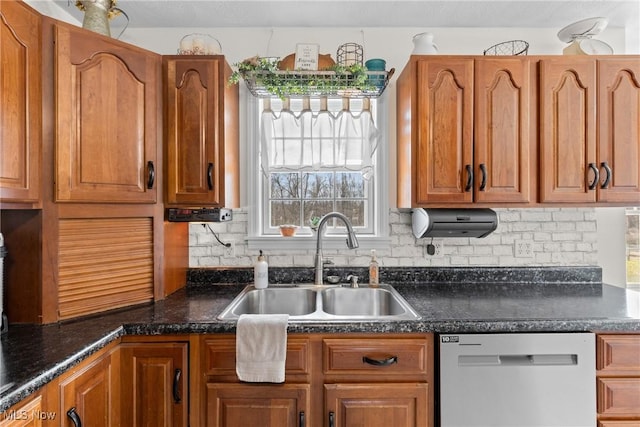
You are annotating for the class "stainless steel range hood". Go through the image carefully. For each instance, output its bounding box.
[412,208,498,238]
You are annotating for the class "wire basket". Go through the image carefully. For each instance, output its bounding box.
[242,69,390,98]
[337,43,363,66]
[483,40,529,56]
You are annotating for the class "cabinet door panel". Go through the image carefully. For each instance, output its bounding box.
[325,383,429,427]
[539,58,597,203]
[203,335,310,378]
[474,58,532,203]
[0,1,41,203]
[415,58,473,204]
[120,342,188,427]
[597,378,640,417]
[206,383,309,427]
[164,56,239,207]
[165,58,221,205]
[59,354,114,427]
[598,422,640,427]
[54,23,159,203]
[0,395,42,427]
[323,338,428,377]
[597,334,640,375]
[597,58,640,203]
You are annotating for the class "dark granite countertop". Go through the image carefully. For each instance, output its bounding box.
[1,266,639,412]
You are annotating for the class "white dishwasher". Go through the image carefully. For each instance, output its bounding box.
[439,333,595,427]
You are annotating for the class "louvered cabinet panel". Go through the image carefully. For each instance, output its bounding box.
[58,217,154,319]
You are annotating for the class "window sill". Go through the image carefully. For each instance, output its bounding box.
[246,235,391,251]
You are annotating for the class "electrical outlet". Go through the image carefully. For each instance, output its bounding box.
[224,240,235,258]
[426,239,444,258]
[515,240,534,258]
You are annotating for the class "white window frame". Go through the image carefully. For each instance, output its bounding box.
[244,90,390,251]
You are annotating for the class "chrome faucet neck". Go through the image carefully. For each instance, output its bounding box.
[314,212,359,286]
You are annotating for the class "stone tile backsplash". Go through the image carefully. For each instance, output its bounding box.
[189,208,598,268]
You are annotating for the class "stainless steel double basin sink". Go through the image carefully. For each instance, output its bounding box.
[217,283,421,322]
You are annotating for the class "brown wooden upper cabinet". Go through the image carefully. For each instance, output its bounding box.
[397,56,535,208]
[54,22,160,204]
[0,0,42,206]
[163,56,239,208]
[539,56,640,204]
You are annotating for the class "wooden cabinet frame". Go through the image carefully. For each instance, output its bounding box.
[197,333,434,427]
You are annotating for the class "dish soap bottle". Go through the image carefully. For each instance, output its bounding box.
[254,250,268,289]
[369,249,379,286]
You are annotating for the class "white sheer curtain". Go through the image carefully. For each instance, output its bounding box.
[260,97,379,178]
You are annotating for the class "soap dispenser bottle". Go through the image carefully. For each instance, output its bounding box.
[254,250,269,289]
[369,249,379,286]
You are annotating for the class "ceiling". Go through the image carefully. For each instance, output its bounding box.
[48,0,640,30]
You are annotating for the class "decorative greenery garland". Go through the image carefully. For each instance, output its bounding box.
[228,56,378,99]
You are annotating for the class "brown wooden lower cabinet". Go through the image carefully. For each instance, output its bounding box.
[199,333,434,427]
[119,339,189,427]
[0,395,43,427]
[4,333,435,427]
[57,345,118,427]
[597,334,640,425]
[206,383,310,427]
[598,422,640,427]
[598,378,640,417]
[325,383,429,427]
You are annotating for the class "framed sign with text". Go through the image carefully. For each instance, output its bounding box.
[294,43,319,70]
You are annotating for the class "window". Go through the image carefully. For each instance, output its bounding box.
[246,95,389,250]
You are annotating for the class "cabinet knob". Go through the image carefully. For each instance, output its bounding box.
[587,163,599,191]
[479,163,487,191]
[67,407,82,427]
[207,162,214,190]
[363,355,398,366]
[600,161,612,189]
[147,161,155,189]
[173,368,182,403]
[299,411,305,427]
[328,411,335,427]
[464,164,473,192]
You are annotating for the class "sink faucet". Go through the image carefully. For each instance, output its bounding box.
[314,212,359,285]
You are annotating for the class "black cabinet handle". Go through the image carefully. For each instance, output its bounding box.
[207,162,214,190]
[299,411,305,427]
[363,355,398,366]
[328,411,334,427]
[67,407,82,427]
[464,164,473,192]
[479,163,487,191]
[173,368,181,403]
[147,161,155,189]
[600,161,612,189]
[588,162,599,190]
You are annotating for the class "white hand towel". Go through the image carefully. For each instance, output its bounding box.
[236,314,289,383]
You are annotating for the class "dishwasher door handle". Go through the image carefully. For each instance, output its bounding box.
[459,354,578,366]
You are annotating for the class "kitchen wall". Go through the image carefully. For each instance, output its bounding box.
[128,26,626,277]
[22,3,632,283]
[190,208,598,268]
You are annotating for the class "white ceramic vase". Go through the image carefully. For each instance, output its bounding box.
[412,32,439,55]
